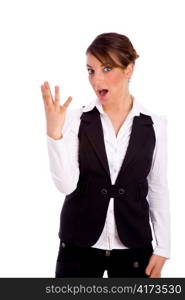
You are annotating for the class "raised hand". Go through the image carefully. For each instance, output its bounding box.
[41,81,73,139]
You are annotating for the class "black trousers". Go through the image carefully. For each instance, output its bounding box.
[55,240,153,278]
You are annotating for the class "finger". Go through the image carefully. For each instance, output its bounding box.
[41,85,48,108]
[63,96,73,109]
[145,260,155,276]
[150,272,161,278]
[43,81,54,105]
[149,268,159,277]
[55,86,60,105]
[41,83,50,106]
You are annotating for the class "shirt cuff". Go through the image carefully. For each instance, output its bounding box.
[152,245,170,259]
[47,134,64,142]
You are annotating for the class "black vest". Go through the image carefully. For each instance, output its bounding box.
[58,106,156,248]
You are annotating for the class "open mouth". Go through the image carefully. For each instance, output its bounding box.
[98,89,109,96]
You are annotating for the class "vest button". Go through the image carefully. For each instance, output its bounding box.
[118,188,125,194]
[133,261,140,268]
[101,188,108,195]
[61,242,66,248]
[105,250,111,256]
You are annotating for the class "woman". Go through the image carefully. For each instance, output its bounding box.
[41,32,170,278]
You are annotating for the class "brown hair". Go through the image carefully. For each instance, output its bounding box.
[86,32,139,70]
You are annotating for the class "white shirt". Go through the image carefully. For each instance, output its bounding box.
[46,95,171,259]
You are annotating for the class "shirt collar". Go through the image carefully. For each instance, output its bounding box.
[82,94,143,118]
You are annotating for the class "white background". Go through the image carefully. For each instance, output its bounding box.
[0,0,184,277]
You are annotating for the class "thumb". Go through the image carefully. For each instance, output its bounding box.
[63,96,73,109]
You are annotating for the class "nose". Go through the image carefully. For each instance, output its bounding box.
[90,71,105,88]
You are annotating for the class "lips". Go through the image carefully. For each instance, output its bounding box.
[98,89,109,96]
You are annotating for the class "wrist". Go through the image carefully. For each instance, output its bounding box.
[47,132,63,140]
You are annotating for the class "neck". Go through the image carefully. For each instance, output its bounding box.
[102,91,133,116]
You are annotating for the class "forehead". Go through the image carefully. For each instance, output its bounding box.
[86,52,119,67]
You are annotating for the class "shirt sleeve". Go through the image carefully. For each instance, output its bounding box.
[46,108,81,195]
[147,115,171,259]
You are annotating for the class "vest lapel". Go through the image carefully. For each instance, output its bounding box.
[114,113,154,184]
[80,107,111,179]
[80,107,154,182]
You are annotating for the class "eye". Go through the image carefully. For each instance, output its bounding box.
[87,66,112,75]
[87,68,94,74]
[103,66,112,72]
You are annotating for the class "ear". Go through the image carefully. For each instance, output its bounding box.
[124,63,135,79]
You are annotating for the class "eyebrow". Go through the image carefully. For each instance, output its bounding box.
[86,63,110,68]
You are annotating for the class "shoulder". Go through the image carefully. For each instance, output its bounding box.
[138,102,168,141]
[62,106,84,135]
[139,102,167,128]
[65,106,83,121]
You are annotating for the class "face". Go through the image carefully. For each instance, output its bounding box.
[86,52,134,105]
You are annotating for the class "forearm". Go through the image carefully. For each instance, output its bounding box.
[150,206,171,259]
[147,115,171,259]
[46,132,80,195]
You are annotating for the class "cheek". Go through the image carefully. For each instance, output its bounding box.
[109,74,124,89]
[88,77,93,86]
